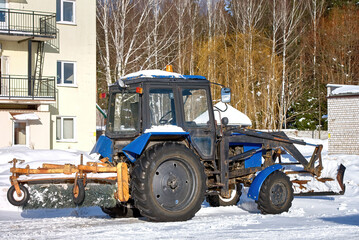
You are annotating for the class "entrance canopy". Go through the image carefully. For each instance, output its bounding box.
[11,113,40,121]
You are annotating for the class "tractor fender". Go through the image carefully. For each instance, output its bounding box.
[247,164,283,201]
[122,132,190,162]
[91,135,113,161]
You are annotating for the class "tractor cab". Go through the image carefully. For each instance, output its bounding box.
[105,70,227,160]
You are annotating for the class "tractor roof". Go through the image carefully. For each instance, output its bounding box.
[115,70,209,86]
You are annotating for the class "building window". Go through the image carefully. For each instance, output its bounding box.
[56,116,76,141]
[56,0,76,24]
[0,0,7,23]
[13,121,28,145]
[57,61,76,85]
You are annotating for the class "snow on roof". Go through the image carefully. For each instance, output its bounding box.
[121,70,185,80]
[12,113,39,121]
[195,102,252,127]
[144,125,185,133]
[119,70,207,81]
[328,84,359,96]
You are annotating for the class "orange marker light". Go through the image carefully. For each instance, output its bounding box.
[136,87,143,94]
[166,65,173,72]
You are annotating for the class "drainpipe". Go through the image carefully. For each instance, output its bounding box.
[28,39,32,97]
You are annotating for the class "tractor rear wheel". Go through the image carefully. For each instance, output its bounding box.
[207,183,242,207]
[131,142,206,222]
[257,170,293,214]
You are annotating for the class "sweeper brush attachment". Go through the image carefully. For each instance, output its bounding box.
[23,184,117,209]
[7,156,129,209]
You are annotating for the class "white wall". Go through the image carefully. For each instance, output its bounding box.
[0,110,50,149]
[1,0,97,151]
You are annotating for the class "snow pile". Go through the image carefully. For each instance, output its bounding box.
[0,146,98,177]
[0,147,111,185]
[144,125,185,133]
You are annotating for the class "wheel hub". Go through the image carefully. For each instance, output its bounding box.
[167,175,178,190]
[152,159,196,211]
[270,183,287,207]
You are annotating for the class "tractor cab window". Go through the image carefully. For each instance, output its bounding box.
[182,89,210,128]
[107,91,140,135]
[149,88,176,126]
[182,88,214,158]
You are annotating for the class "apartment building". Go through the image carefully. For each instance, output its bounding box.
[0,0,96,151]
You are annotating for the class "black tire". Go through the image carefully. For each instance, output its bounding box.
[101,202,142,218]
[7,185,30,207]
[207,183,242,207]
[257,170,294,214]
[131,142,206,222]
[72,179,85,206]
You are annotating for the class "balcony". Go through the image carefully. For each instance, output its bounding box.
[0,75,56,101]
[0,8,56,41]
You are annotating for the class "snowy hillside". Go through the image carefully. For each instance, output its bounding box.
[0,140,358,239]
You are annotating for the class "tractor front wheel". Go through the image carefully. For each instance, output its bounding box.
[257,170,293,214]
[131,142,206,222]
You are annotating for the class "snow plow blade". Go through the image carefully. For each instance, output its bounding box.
[289,164,346,196]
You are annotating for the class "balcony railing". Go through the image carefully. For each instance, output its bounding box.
[0,8,56,38]
[0,75,56,100]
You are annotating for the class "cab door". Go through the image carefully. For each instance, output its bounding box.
[179,86,216,160]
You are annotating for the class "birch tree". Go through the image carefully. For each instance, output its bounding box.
[141,0,178,70]
[97,0,112,87]
[174,0,190,73]
[307,0,326,136]
[188,1,200,75]
[230,0,266,126]
[277,0,305,129]
[97,0,154,83]
[266,0,283,129]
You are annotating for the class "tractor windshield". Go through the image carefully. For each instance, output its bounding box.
[148,88,176,126]
[107,91,140,135]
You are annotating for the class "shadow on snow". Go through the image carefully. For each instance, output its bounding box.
[321,214,359,226]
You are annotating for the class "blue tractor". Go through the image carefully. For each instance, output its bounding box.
[92,70,345,221]
[7,69,345,222]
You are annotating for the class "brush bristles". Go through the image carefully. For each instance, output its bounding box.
[23,184,117,209]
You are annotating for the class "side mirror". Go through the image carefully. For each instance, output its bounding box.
[221,87,231,103]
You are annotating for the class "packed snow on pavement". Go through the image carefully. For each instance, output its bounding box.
[0,139,358,240]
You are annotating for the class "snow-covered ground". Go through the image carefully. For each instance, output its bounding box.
[0,139,358,239]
